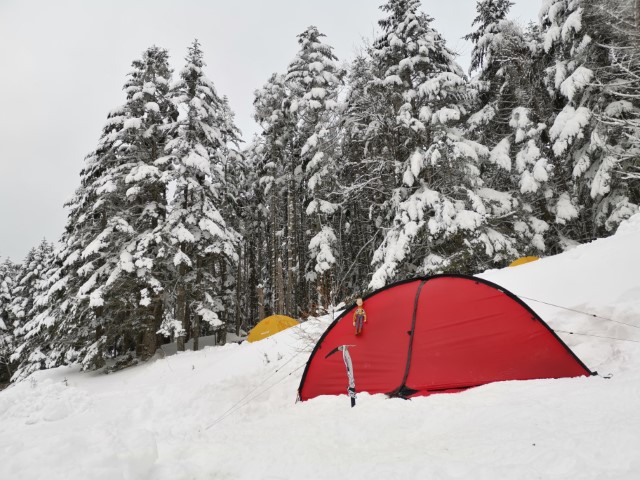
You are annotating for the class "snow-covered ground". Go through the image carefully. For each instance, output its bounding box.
[2,216,640,479]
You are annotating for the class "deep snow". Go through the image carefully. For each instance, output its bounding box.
[2,216,640,479]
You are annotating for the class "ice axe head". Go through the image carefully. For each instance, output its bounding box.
[325,344,355,359]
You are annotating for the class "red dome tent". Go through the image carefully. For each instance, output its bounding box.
[298,275,593,401]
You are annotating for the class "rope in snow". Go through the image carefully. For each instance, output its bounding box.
[554,329,640,344]
[518,295,640,331]
[203,352,307,431]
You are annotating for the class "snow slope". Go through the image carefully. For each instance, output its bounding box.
[2,216,640,479]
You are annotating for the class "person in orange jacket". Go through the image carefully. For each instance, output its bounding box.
[353,297,367,335]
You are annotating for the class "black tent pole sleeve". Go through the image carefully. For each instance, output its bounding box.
[391,279,428,397]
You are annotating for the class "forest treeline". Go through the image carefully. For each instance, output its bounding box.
[1,0,638,383]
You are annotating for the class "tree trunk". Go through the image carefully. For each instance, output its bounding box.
[142,303,158,360]
[176,273,186,352]
[270,192,278,310]
[193,312,200,352]
[95,317,104,343]
[192,257,203,352]
[276,257,285,314]
[235,246,242,335]
[286,177,296,316]
[215,328,225,346]
[243,240,254,334]
[257,284,265,323]
[249,239,258,327]
[4,362,13,383]
[220,260,227,341]
[154,297,164,350]
[93,308,106,368]
[297,188,310,315]
[177,188,190,352]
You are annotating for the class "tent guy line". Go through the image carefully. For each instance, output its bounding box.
[517,294,640,330]
[203,349,304,430]
[203,360,307,431]
[554,329,640,344]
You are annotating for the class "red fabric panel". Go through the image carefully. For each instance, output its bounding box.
[298,280,422,401]
[405,277,590,394]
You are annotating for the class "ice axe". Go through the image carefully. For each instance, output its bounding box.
[325,345,356,407]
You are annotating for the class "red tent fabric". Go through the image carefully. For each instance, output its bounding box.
[298,275,592,401]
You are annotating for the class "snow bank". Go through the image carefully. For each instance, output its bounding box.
[2,216,640,479]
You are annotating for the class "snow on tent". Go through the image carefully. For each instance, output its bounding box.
[247,315,299,343]
[298,275,593,401]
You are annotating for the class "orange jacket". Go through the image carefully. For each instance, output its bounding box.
[353,307,367,324]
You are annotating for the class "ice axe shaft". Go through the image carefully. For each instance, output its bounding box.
[326,345,356,407]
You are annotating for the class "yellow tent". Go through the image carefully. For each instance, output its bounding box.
[509,256,540,267]
[247,315,299,343]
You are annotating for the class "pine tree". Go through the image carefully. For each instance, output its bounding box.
[0,258,18,383]
[465,0,514,75]
[235,136,266,333]
[252,72,292,316]
[119,46,176,359]
[541,0,639,241]
[582,0,640,225]
[9,240,53,338]
[161,40,241,351]
[367,0,501,289]
[336,54,390,298]
[13,46,176,375]
[7,241,54,381]
[465,2,555,257]
[465,0,522,141]
[250,28,343,317]
[286,26,342,311]
[14,118,130,372]
[217,95,248,339]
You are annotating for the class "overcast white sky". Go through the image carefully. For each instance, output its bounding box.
[0,0,539,262]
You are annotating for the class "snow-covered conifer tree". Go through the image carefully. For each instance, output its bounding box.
[9,241,53,338]
[541,0,639,239]
[0,258,18,382]
[10,240,53,322]
[286,26,342,310]
[336,54,395,297]
[251,27,343,317]
[0,259,16,330]
[465,0,521,134]
[7,241,54,381]
[465,1,555,256]
[117,46,177,359]
[581,0,640,227]
[368,0,501,289]
[217,95,248,337]
[235,136,267,332]
[252,72,292,315]
[465,0,514,75]
[12,46,176,375]
[162,40,241,350]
